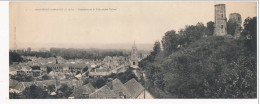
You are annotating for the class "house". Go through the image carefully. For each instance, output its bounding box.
[59,79,83,88]
[12,80,56,93]
[69,83,95,99]
[106,78,132,98]
[124,78,145,99]
[13,82,33,93]
[9,65,20,75]
[9,79,19,89]
[88,78,152,99]
[31,66,42,77]
[89,67,110,77]
[17,66,33,76]
[89,85,120,99]
[34,80,56,91]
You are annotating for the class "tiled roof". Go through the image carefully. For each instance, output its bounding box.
[9,79,19,88]
[44,63,87,68]
[70,83,95,98]
[82,83,95,95]
[59,79,83,87]
[34,80,56,87]
[124,78,144,98]
[107,78,132,98]
[13,82,33,92]
[89,72,108,76]
[89,85,119,99]
[13,80,56,92]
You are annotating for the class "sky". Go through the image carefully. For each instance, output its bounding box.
[9,2,257,50]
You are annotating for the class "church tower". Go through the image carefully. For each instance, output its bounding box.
[130,42,139,68]
[214,4,227,36]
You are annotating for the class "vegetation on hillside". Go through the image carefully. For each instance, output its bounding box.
[139,17,257,98]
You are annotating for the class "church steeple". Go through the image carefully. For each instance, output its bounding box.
[130,41,139,68]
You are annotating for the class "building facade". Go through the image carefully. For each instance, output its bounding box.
[214,4,227,36]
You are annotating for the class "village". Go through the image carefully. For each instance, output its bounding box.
[9,43,154,99]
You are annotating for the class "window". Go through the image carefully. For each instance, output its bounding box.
[133,62,135,65]
[221,25,223,29]
[221,14,223,18]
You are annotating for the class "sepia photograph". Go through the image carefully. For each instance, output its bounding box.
[8,1,257,100]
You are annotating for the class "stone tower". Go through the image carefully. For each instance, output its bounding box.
[228,13,242,39]
[130,42,139,68]
[214,4,227,36]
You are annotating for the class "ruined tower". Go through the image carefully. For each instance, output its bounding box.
[228,13,242,39]
[130,42,138,68]
[214,4,227,36]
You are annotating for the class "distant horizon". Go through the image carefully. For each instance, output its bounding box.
[12,43,154,51]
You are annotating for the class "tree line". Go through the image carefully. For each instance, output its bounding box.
[9,48,130,64]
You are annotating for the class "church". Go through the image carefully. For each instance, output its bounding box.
[129,42,139,68]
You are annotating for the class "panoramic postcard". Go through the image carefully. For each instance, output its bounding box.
[9,2,257,99]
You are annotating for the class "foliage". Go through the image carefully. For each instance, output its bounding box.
[206,21,214,36]
[152,41,161,56]
[184,22,206,44]
[102,69,138,84]
[227,20,238,36]
[161,22,206,56]
[93,77,106,88]
[139,41,161,67]
[47,85,56,93]
[23,84,47,99]
[83,78,90,85]
[141,36,256,98]
[42,74,50,80]
[12,75,33,82]
[116,69,138,83]
[161,30,180,55]
[50,48,128,60]
[241,17,257,52]
[140,17,257,98]
[9,92,20,99]
[83,66,89,72]
[9,51,24,64]
[57,84,73,98]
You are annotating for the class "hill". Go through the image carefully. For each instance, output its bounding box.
[140,36,256,98]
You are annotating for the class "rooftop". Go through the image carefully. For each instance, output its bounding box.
[124,78,145,98]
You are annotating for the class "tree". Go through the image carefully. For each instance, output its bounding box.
[42,74,50,80]
[184,22,206,44]
[152,41,161,55]
[227,20,238,36]
[241,17,257,52]
[93,77,106,88]
[116,69,138,83]
[83,66,89,72]
[47,85,56,93]
[9,51,23,64]
[57,84,73,98]
[148,41,162,62]
[161,30,180,55]
[206,21,214,36]
[9,92,19,99]
[83,79,90,85]
[23,84,47,99]
[25,76,33,82]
